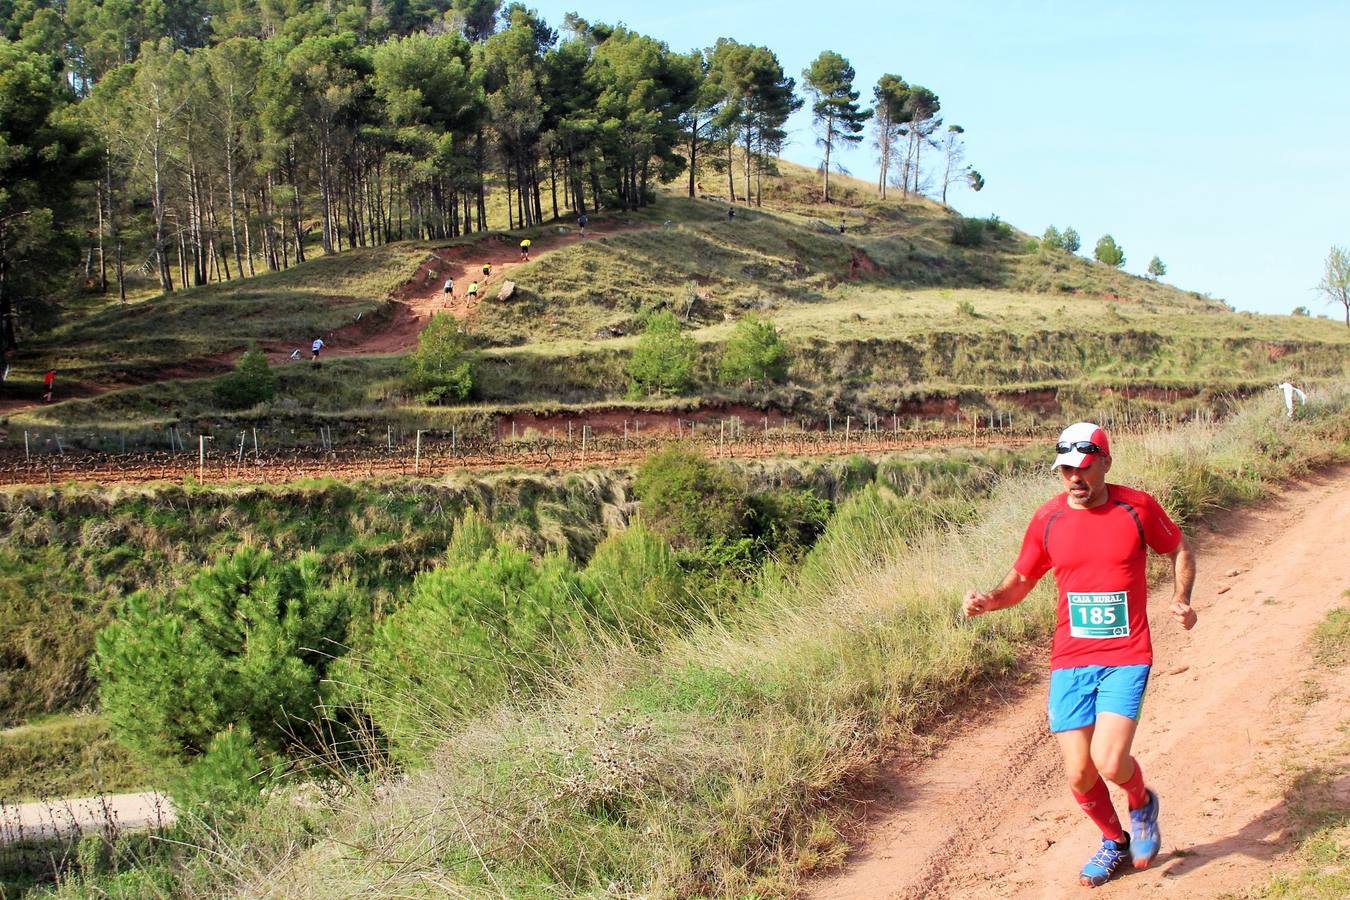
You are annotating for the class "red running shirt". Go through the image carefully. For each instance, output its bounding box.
[1014,484,1181,670]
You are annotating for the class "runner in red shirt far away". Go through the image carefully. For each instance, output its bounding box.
[964,422,1197,888]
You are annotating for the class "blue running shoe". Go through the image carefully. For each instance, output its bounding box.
[1129,789,1161,869]
[1079,836,1130,887]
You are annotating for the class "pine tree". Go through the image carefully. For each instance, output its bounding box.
[803,51,871,203]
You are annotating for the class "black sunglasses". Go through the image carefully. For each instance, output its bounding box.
[1055,440,1103,455]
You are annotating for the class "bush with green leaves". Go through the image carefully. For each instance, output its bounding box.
[632,446,748,550]
[949,216,985,247]
[627,309,697,397]
[1148,255,1167,278]
[1094,234,1126,268]
[582,522,687,636]
[212,346,276,409]
[94,547,353,770]
[404,312,474,404]
[746,489,832,561]
[1292,305,1311,317]
[361,536,593,760]
[1062,227,1081,252]
[984,215,1013,240]
[173,725,272,823]
[718,313,788,386]
[1042,225,1064,250]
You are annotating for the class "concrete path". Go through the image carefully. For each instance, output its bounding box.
[0,792,175,843]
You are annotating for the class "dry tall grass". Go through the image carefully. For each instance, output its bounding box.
[81,386,1350,899]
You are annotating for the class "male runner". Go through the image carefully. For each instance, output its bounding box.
[467,280,478,302]
[963,422,1196,887]
[519,238,531,261]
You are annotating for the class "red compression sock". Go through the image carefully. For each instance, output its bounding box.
[1073,777,1125,841]
[1119,757,1149,810]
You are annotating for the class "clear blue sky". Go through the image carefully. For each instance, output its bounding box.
[528,1,1350,315]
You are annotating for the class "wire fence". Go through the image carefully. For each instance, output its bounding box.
[0,406,1221,487]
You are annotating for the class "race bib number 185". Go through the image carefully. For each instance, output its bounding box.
[1067,591,1130,639]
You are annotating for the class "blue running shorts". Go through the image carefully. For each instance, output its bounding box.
[1047,664,1151,733]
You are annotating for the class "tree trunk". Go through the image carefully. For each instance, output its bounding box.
[105,146,124,302]
[822,113,833,203]
[241,184,256,277]
[225,132,244,279]
[688,113,699,198]
[95,177,106,292]
[726,140,735,201]
[151,119,173,292]
[743,123,753,205]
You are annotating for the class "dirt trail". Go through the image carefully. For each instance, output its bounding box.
[322,220,653,358]
[811,465,1350,900]
[0,222,655,418]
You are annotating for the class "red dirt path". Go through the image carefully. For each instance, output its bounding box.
[321,220,653,359]
[810,464,1350,900]
[0,221,655,417]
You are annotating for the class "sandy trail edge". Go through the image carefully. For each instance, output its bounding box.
[811,464,1350,900]
[1,792,175,842]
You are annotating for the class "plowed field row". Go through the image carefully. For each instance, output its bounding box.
[0,429,1038,487]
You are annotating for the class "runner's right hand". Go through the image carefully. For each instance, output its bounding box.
[963,590,993,617]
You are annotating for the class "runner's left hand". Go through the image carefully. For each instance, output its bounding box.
[1171,599,1197,630]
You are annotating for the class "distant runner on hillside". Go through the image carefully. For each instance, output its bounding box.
[467,281,478,301]
[578,212,588,237]
[519,238,531,261]
[1277,381,1307,418]
[311,337,325,361]
[443,277,454,299]
[42,368,55,402]
[482,263,491,278]
[963,422,1196,888]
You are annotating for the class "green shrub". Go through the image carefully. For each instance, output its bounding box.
[362,542,593,759]
[172,724,273,824]
[949,217,985,247]
[583,522,687,636]
[404,313,474,403]
[1292,305,1312,317]
[1062,226,1081,252]
[444,507,498,566]
[747,489,832,561]
[956,299,979,318]
[1042,225,1064,250]
[718,313,788,386]
[212,346,276,410]
[94,547,353,769]
[632,446,748,549]
[984,215,1013,240]
[628,309,697,397]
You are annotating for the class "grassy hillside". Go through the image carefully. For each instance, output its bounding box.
[55,382,1350,899]
[6,156,1346,443]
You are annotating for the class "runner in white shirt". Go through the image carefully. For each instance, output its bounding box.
[311,338,325,360]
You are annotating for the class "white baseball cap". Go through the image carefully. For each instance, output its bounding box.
[1052,422,1111,470]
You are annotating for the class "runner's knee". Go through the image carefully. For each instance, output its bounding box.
[1091,748,1131,783]
[1064,758,1098,793]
